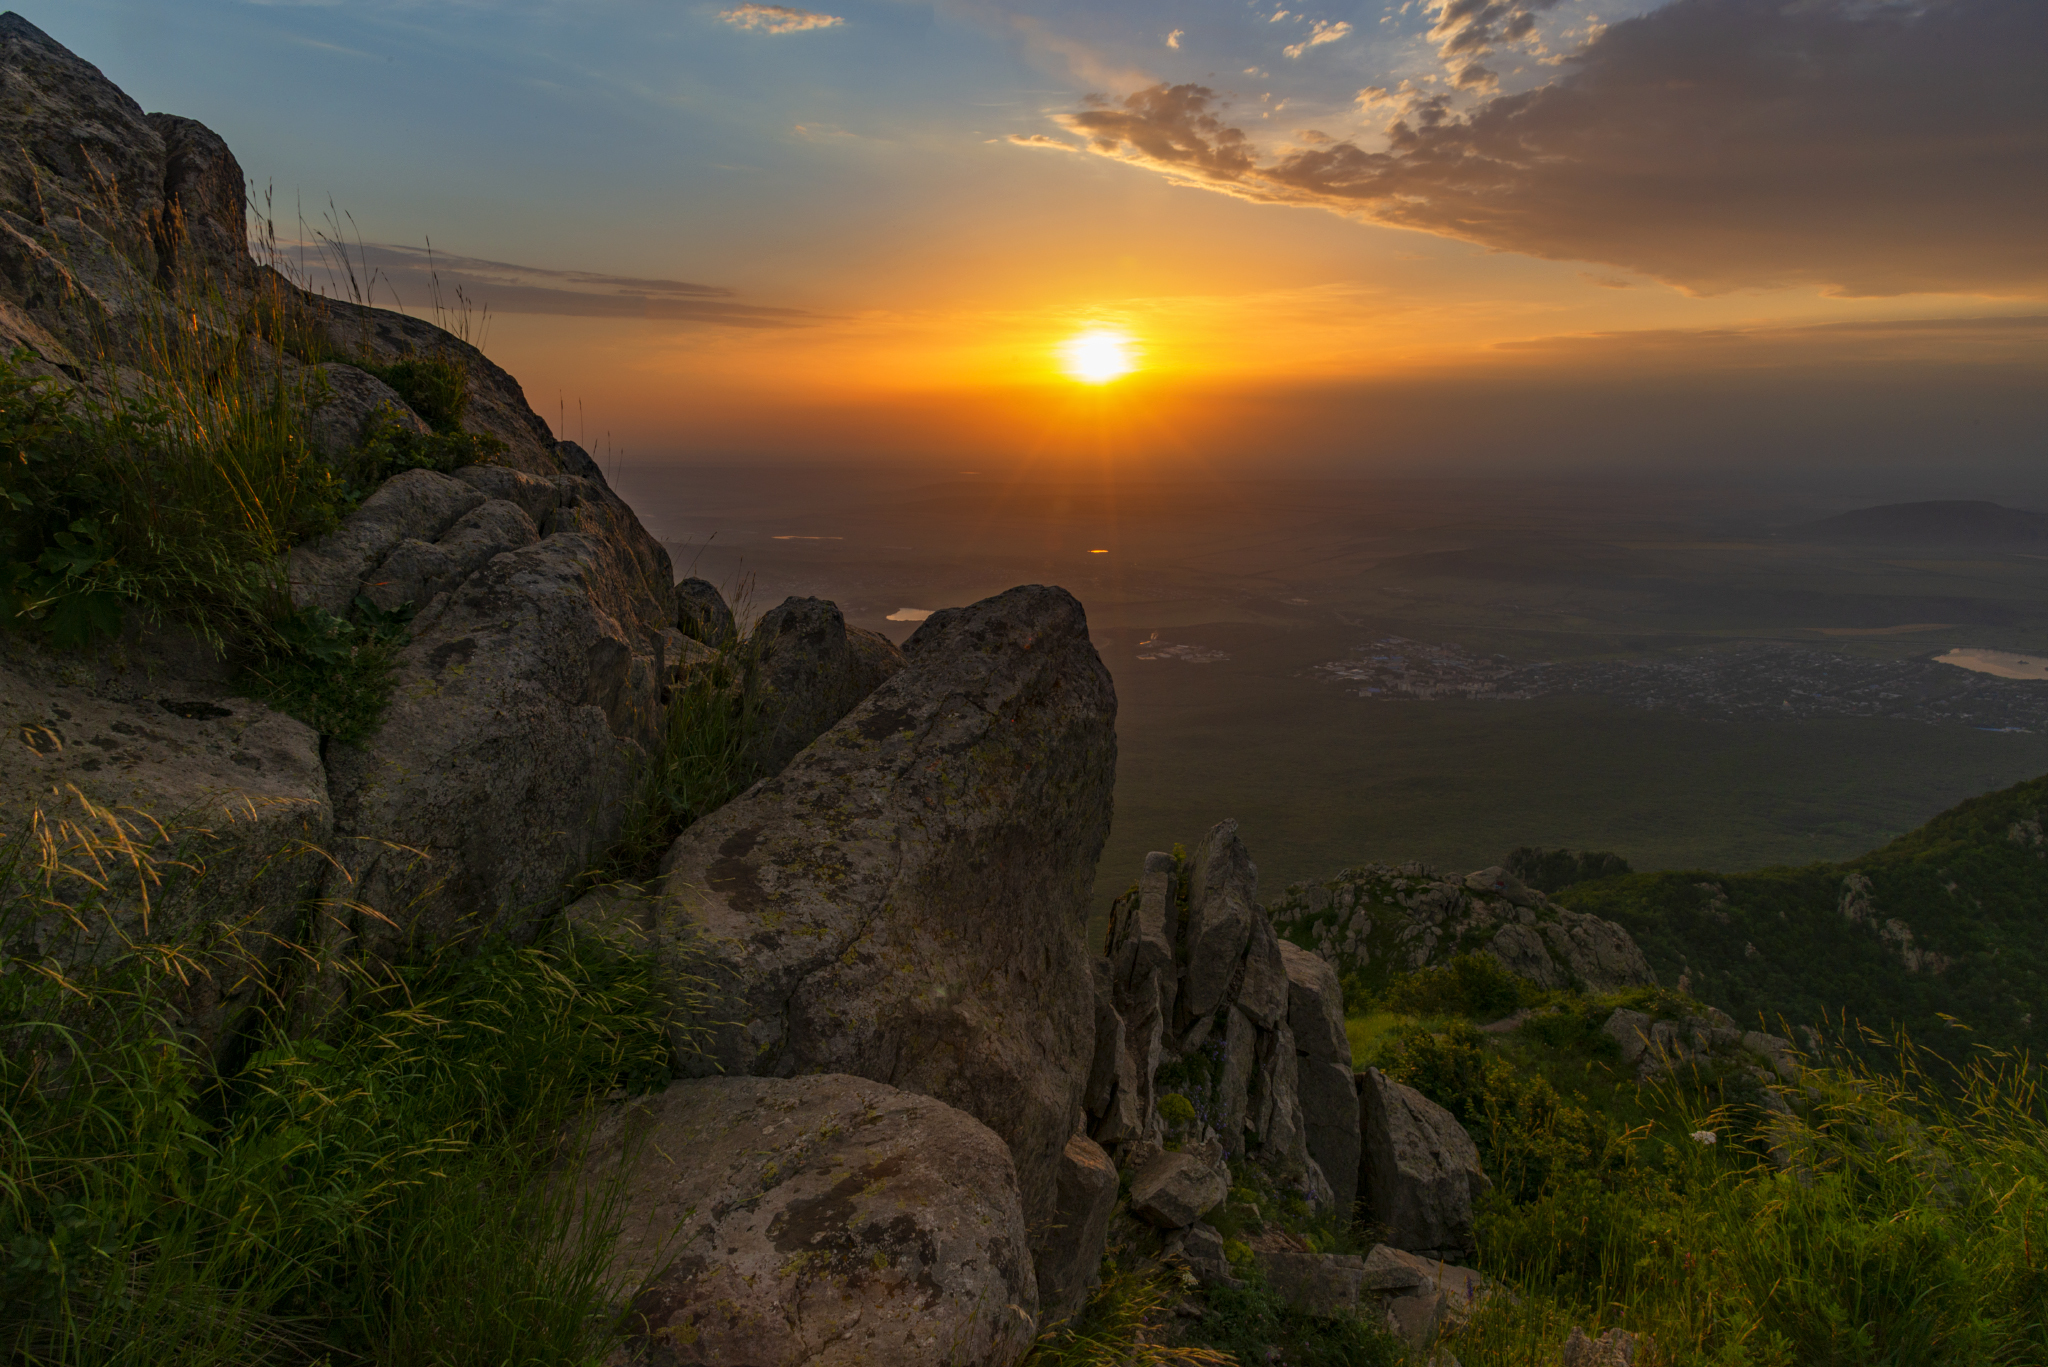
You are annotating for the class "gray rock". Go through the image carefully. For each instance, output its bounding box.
[452,465,562,527]
[578,1074,1037,1367]
[655,584,1115,1251]
[1464,866,1537,907]
[1538,910,1658,991]
[1129,1145,1230,1229]
[1358,1068,1492,1256]
[743,596,906,775]
[1742,1030,1800,1081]
[0,16,177,355]
[326,478,674,950]
[1236,909,1290,1031]
[1282,939,1361,1213]
[1181,818,1258,1022]
[671,576,736,646]
[359,498,539,618]
[1602,1008,1654,1065]
[146,113,252,292]
[1038,1133,1119,1325]
[305,363,431,462]
[286,469,487,616]
[1361,1246,1486,1354]
[1261,1248,1365,1317]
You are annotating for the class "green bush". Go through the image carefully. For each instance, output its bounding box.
[1158,1092,1197,1131]
[1385,952,1532,1020]
[0,347,332,650]
[1381,1023,1619,1204]
[0,877,671,1366]
[365,356,470,434]
[238,597,411,744]
[1190,1275,1403,1367]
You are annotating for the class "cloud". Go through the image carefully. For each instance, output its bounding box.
[1005,132,1078,150]
[1425,0,1563,60]
[718,3,843,35]
[1049,0,2048,297]
[1282,19,1351,58]
[296,244,817,327]
[1166,28,1183,49]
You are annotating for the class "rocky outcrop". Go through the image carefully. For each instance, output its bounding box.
[1357,1067,1492,1258]
[742,595,905,776]
[1270,860,1656,996]
[0,20,678,978]
[1603,1006,1800,1099]
[578,1074,1037,1367]
[654,585,1116,1274]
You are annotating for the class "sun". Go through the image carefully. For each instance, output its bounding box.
[1058,328,1139,384]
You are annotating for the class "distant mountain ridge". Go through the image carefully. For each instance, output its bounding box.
[1794,499,2048,546]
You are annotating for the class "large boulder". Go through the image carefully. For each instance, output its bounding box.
[1357,1067,1493,1258]
[578,1074,1037,1367]
[742,595,904,775]
[1036,1133,1119,1325]
[1281,940,1362,1214]
[655,585,1116,1262]
[323,460,676,950]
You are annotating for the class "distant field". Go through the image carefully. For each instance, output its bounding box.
[1093,619,2048,906]
[608,464,2048,921]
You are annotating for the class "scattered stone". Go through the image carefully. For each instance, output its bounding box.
[1358,1068,1492,1257]
[578,1074,1037,1367]
[1129,1144,1230,1229]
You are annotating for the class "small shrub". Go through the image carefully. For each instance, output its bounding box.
[1190,1275,1404,1367]
[365,356,470,434]
[1158,1092,1197,1131]
[239,597,410,744]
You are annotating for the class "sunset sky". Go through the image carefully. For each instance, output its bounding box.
[51,0,2047,479]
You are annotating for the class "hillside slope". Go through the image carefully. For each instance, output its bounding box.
[1558,772,2048,1052]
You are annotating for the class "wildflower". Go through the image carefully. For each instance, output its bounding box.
[1690,1129,1718,1145]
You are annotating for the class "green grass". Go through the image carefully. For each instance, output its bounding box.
[0,804,675,1365]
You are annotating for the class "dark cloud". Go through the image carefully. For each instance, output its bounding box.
[296,244,817,327]
[1053,0,2048,296]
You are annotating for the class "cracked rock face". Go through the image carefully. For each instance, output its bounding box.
[654,584,1117,1255]
[581,1074,1037,1367]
